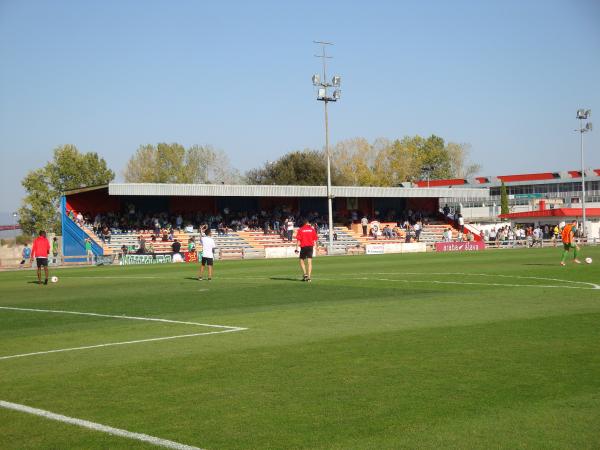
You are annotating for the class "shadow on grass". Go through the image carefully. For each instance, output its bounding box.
[522,263,558,266]
[270,276,304,282]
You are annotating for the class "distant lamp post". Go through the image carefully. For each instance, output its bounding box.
[313,41,342,254]
[12,212,18,244]
[422,165,435,188]
[576,109,592,238]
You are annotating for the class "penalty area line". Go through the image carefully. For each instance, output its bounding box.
[0,400,202,450]
[0,306,247,361]
[0,329,243,361]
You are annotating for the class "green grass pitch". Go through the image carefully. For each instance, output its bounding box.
[1,248,599,449]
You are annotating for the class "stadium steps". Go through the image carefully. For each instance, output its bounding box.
[96,230,255,257]
[236,231,296,249]
[342,224,408,246]
[419,224,458,244]
[317,227,362,251]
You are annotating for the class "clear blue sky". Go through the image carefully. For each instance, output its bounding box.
[1,0,599,215]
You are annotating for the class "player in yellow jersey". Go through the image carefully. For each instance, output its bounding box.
[560,219,581,266]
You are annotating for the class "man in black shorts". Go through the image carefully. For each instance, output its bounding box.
[295,219,318,282]
[30,230,51,285]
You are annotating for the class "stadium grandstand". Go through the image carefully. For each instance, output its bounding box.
[61,183,489,261]
[416,168,600,223]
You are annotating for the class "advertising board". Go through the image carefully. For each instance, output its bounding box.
[121,254,173,265]
[434,241,485,252]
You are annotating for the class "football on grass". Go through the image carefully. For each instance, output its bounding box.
[51,276,58,283]
[585,257,592,264]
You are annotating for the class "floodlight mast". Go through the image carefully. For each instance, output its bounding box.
[576,109,592,239]
[313,41,341,254]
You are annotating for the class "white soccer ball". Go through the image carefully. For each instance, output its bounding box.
[51,276,58,283]
[585,257,592,264]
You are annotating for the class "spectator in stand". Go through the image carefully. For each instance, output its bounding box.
[121,244,128,256]
[382,224,393,239]
[295,218,318,282]
[52,237,59,265]
[552,225,560,247]
[101,226,111,244]
[533,226,543,247]
[171,238,181,255]
[20,244,31,268]
[370,221,380,240]
[286,217,294,241]
[441,228,447,242]
[458,214,464,233]
[85,238,93,264]
[361,216,368,236]
[489,228,497,244]
[76,211,84,226]
[466,231,474,241]
[443,204,450,217]
[414,220,422,242]
[30,230,51,284]
[480,230,485,242]
[405,225,412,243]
[137,235,146,254]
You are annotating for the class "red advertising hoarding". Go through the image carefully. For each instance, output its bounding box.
[435,241,485,252]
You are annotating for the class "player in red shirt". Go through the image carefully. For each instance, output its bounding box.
[295,218,318,282]
[30,230,51,285]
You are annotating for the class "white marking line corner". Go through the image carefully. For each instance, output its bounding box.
[0,307,247,361]
[0,400,203,450]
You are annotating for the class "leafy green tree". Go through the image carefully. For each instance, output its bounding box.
[124,143,239,184]
[500,181,509,216]
[245,150,333,185]
[18,145,115,235]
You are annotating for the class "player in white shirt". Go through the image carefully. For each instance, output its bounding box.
[199,229,217,281]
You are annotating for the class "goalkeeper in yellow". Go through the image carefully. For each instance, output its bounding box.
[560,220,581,266]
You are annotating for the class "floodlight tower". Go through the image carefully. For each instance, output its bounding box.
[576,109,592,238]
[313,41,341,254]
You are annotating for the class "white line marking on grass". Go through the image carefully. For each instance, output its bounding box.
[0,329,242,361]
[28,276,161,280]
[0,306,240,329]
[0,307,247,361]
[353,277,597,290]
[218,274,600,290]
[370,272,600,290]
[0,400,203,450]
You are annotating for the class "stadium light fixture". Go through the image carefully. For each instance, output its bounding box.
[313,40,342,254]
[576,108,592,238]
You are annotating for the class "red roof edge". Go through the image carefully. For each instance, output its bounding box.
[499,208,600,219]
[415,179,466,187]
[497,173,556,182]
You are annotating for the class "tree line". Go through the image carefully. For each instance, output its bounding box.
[19,135,480,234]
